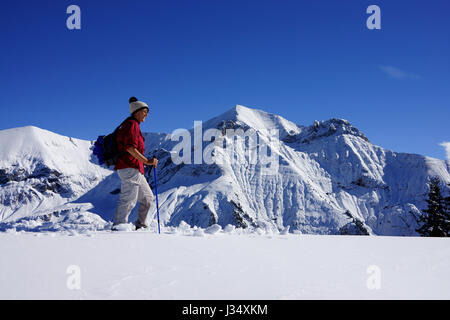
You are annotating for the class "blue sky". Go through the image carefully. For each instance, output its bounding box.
[1,0,449,159]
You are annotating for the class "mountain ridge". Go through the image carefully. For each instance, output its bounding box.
[0,105,449,235]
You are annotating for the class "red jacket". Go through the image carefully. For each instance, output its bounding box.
[114,118,145,174]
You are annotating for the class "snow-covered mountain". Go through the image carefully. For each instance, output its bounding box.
[0,126,111,223]
[1,105,449,236]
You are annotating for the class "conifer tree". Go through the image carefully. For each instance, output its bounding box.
[444,183,450,236]
[416,177,449,237]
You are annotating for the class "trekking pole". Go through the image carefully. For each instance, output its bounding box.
[153,165,161,234]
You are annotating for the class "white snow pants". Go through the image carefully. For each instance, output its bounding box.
[113,168,154,227]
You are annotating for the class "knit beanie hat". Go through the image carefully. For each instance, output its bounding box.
[129,96,149,115]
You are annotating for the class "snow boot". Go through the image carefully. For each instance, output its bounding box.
[111,223,135,232]
[135,223,148,231]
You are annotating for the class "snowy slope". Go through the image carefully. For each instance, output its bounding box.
[139,105,450,236]
[0,126,112,222]
[0,106,449,236]
[0,229,449,299]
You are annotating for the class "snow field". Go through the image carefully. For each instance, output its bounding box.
[0,229,449,300]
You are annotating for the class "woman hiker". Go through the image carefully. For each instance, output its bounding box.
[112,97,158,231]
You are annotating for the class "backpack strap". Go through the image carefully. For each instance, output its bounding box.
[114,116,139,133]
